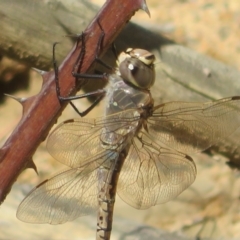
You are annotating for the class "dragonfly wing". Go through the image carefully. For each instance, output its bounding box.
[148,97,240,154]
[47,109,140,168]
[117,131,196,209]
[17,164,100,224]
[18,109,140,224]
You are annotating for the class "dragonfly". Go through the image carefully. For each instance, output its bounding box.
[17,48,240,240]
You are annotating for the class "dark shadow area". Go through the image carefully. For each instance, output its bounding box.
[0,64,30,103]
[116,22,175,52]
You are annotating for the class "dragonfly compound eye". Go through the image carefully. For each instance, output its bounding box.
[118,49,155,89]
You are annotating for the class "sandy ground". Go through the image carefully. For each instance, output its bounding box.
[1,0,240,239]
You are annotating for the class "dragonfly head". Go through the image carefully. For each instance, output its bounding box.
[117,48,155,90]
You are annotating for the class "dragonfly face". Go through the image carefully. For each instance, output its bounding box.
[17,48,240,225]
[118,48,155,89]
[105,48,155,118]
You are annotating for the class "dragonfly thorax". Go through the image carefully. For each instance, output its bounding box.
[106,74,153,116]
[117,48,155,90]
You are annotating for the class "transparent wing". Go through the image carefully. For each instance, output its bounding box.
[17,165,98,224]
[17,109,140,224]
[47,109,140,168]
[148,97,240,154]
[17,150,119,224]
[117,131,196,209]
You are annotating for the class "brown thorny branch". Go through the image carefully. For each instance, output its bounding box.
[0,0,150,203]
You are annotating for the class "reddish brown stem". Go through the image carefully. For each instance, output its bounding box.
[0,0,149,203]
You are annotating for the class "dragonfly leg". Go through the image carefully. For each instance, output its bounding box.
[72,32,87,75]
[68,90,106,117]
[52,37,106,117]
[93,19,114,71]
[52,20,116,117]
[73,19,119,78]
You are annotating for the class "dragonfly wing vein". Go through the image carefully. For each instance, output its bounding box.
[47,110,140,168]
[117,132,196,209]
[17,166,100,224]
[18,110,140,224]
[149,97,240,154]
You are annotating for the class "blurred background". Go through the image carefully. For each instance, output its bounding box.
[0,0,240,239]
